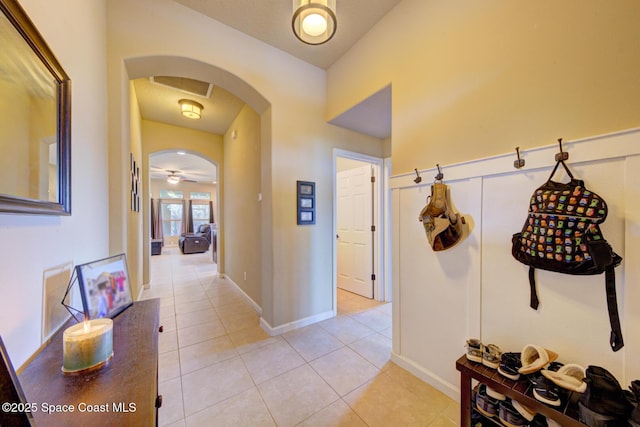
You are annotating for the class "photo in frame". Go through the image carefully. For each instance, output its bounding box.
[76,254,133,319]
[297,180,316,225]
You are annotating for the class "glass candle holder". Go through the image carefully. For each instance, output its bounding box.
[62,318,113,374]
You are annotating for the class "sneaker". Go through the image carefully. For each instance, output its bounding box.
[476,383,499,418]
[483,343,502,369]
[499,352,522,381]
[465,338,483,363]
[498,398,529,427]
[529,374,561,407]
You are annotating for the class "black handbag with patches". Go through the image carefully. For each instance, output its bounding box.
[511,160,624,351]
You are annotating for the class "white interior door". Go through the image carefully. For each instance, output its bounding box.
[337,164,373,298]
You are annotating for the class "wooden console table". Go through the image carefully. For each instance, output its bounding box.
[20,299,162,427]
[456,354,585,426]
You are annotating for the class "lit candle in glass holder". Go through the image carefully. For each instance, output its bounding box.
[62,318,113,374]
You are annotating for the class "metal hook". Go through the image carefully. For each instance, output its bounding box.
[513,146,525,169]
[413,168,422,184]
[555,138,569,162]
[434,164,444,182]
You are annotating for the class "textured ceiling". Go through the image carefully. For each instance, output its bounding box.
[149,152,217,184]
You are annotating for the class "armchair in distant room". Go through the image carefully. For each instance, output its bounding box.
[178,223,211,254]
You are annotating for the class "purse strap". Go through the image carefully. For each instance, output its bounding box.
[547,160,575,182]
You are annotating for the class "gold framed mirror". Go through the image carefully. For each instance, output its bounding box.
[0,0,71,215]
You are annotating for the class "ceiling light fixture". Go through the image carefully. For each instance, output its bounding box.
[178,99,203,119]
[292,0,336,45]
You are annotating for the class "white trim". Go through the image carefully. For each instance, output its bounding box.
[259,310,335,336]
[383,157,392,302]
[333,148,386,307]
[390,127,640,189]
[390,351,459,402]
[224,275,262,315]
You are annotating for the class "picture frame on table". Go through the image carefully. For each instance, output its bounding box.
[76,254,133,320]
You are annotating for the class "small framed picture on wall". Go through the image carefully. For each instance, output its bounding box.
[297,181,315,225]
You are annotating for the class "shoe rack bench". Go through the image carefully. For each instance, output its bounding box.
[456,355,586,426]
[19,299,162,427]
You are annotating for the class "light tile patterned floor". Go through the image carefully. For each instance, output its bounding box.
[141,247,459,426]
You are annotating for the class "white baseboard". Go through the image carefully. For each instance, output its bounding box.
[260,310,335,336]
[390,351,460,402]
[224,275,262,315]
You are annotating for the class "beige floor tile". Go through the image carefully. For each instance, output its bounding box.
[179,335,238,375]
[350,309,392,332]
[158,377,184,427]
[296,399,367,427]
[174,291,209,306]
[349,333,391,369]
[220,311,260,333]
[343,374,446,427]
[241,339,306,384]
[283,325,345,362]
[185,387,275,427]
[310,346,380,397]
[160,314,177,333]
[318,315,376,345]
[258,364,340,427]
[159,329,179,354]
[181,356,254,417]
[174,299,213,315]
[177,319,226,348]
[175,308,218,329]
[159,349,181,383]
[229,325,280,354]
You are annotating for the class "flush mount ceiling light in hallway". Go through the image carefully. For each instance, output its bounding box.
[178,99,204,119]
[292,0,336,45]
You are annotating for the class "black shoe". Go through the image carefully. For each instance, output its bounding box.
[498,352,522,381]
[629,379,640,427]
[498,399,529,427]
[529,374,561,407]
[476,383,500,418]
[579,366,632,425]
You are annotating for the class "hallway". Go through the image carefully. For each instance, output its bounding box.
[141,248,458,426]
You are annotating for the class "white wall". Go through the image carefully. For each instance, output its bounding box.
[0,0,109,368]
[391,129,640,399]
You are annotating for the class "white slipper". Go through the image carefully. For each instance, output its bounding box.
[518,344,559,374]
[541,363,587,393]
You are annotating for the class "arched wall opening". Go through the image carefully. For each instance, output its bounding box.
[115,55,271,312]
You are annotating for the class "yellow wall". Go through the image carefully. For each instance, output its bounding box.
[327,0,640,175]
[127,83,144,298]
[223,105,262,306]
[140,119,223,283]
[108,0,383,331]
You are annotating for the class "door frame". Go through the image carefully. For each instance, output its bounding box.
[333,149,388,313]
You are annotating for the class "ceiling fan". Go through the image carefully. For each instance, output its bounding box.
[164,170,197,184]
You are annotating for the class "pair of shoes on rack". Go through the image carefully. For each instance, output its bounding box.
[465,339,502,369]
[499,352,522,381]
[528,374,562,407]
[475,383,534,427]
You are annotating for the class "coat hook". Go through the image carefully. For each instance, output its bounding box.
[555,137,569,162]
[434,164,444,181]
[413,168,422,184]
[513,146,525,169]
